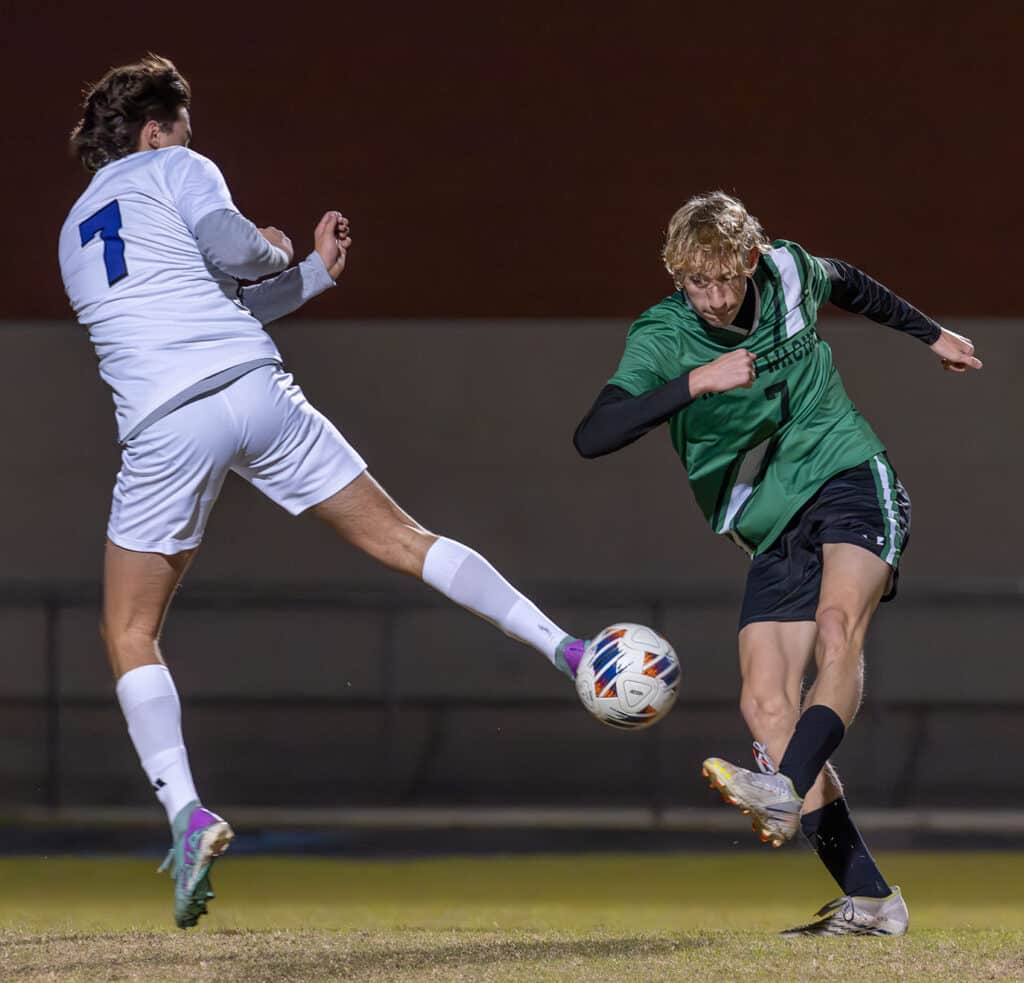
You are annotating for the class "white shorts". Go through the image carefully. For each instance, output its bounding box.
[107,365,367,554]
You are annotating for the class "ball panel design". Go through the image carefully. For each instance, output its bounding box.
[574,622,680,730]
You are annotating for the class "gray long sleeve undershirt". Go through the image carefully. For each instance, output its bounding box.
[193,208,336,323]
[237,250,336,324]
[195,208,290,280]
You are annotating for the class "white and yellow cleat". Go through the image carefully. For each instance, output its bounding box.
[701,756,802,847]
[780,887,909,937]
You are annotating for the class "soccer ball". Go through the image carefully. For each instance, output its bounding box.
[575,623,680,730]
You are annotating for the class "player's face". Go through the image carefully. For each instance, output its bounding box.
[681,267,748,328]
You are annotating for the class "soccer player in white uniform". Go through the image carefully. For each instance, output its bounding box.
[59,55,587,928]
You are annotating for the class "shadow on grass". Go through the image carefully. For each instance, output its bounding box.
[8,931,712,979]
[342,933,711,974]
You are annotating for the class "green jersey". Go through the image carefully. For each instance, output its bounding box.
[608,239,884,555]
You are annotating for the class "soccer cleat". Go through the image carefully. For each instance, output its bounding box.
[159,800,234,929]
[702,756,802,847]
[780,886,909,937]
[554,636,588,679]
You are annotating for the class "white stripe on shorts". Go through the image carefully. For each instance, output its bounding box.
[872,453,899,565]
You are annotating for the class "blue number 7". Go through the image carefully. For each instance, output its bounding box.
[79,200,128,286]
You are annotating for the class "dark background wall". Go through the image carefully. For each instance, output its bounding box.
[4,1,1022,319]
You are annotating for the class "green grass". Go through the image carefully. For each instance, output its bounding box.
[1,852,1022,981]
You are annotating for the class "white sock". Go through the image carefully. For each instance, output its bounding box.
[421,537,568,663]
[116,664,198,826]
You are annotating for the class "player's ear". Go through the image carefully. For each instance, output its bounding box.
[138,120,161,152]
[746,247,759,273]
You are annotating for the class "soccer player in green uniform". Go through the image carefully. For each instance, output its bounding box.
[571,192,981,936]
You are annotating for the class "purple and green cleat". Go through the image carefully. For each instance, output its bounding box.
[554,636,588,679]
[159,800,234,929]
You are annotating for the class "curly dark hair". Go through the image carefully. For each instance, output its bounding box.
[70,54,191,173]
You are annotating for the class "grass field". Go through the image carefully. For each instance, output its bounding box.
[1,851,1021,981]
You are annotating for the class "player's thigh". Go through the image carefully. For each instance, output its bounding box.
[738,620,817,713]
[104,391,238,668]
[108,389,237,556]
[103,541,195,637]
[311,472,437,575]
[231,367,369,519]
[813,453,911,642]
[816,541,890,650]
[229,368,434,573]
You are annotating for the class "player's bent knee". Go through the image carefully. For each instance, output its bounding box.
[815,605,855,656]
[739,688,797,739]
[102,621,159,660]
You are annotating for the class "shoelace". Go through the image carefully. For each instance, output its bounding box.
[752,740,777,775]
[157,849,176,876]
[815,896,856,922]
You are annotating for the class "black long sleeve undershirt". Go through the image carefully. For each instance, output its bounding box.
[822,258,942,344]
[573,376,693,459]
[573,258,943,460]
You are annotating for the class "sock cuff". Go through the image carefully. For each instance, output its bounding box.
[116,663,177,714]
[421,537,470,595]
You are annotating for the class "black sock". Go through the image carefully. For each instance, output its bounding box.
[778,705,845,797]
[801,797,891,899]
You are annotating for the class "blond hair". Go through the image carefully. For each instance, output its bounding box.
[661,191,769,284]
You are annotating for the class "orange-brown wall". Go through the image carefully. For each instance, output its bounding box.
[6,2,1021,319]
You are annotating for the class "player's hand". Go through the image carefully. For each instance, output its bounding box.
[689,349,758,396]
[930,327,982,373]
[258,226,294,264]
[314,211,352,281]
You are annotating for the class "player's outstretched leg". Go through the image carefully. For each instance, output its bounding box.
[311,472,588,676]
[105,541,233,928]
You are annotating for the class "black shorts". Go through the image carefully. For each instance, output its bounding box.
[738,454,911,630]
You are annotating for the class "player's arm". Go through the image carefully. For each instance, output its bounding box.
[165,149,290,280]
[231,211,352,325]
[194,209,292,280]
[822,258,982,373]
[574,349,756,459]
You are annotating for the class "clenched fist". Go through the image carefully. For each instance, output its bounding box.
[689,348,758,397]
[314,211,353,281]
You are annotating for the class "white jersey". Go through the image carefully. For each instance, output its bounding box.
[59,146,283,441]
